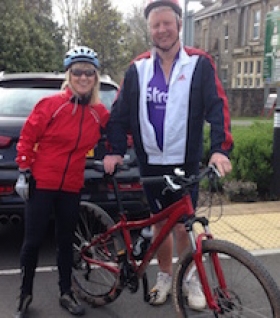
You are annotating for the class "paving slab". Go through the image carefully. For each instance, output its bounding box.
[204,201,280,252]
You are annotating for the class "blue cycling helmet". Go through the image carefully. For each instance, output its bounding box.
[64,46,100,70]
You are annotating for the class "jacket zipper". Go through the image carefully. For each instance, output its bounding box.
[59,106,85,190]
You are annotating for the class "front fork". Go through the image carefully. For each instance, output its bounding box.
[186,217,227,313]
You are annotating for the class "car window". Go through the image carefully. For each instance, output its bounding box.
[0,85,117,117]
[99,85,117,111]
[0,88,58,117]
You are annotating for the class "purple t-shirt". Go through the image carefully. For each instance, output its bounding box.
[147,54,178,150]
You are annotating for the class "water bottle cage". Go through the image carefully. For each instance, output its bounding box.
[132,236,151,260]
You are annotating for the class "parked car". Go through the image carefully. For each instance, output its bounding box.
[0,72,149,225]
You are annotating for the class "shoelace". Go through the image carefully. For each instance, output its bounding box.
[156,273,171,288]
[188,280,204,296]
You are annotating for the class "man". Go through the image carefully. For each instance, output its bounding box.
[104,0,233,309]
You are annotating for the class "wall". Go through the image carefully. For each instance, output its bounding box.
[226,88,264,116]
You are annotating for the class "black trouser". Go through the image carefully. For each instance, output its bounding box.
[20,188,80,296]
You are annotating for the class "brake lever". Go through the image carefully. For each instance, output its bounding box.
[208,164,221,179]
[163,175,181,193]
[174,168,185,176]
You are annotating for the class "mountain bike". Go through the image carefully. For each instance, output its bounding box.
[72,163,280,317]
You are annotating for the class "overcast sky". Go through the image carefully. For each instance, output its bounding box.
[111,0,203,16]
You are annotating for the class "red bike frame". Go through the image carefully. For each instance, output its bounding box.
[81,187,226,312]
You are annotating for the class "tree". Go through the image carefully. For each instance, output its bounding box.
[0,0,152,78]
[53,0,89,49]
[0,2,65,72]
[0,0,52,16]
[20,0,52,17]
[78,0,131,79]
[125,3,151,58]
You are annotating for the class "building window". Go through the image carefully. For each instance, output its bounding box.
[252,10,260,39]
[202,28,209,51]
[224,24,229,51]
[250,61,254,74]
[244,61,248,74]
[234,59,263,88]
[221,69,228,89]
[237,62,241,74]
[249,77,253,87]
[237,78,241,88]
[241,7,248,46]
[257,60,261,74]
[235,61,242,88]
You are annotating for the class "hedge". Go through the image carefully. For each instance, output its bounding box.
[203,122,274,197]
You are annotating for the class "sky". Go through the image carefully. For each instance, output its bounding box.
[111,0,203,16]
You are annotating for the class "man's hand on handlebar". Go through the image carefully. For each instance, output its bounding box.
[103,155,124,175]
[208,152,232,177]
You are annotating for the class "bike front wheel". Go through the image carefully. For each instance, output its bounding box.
[173,239,280,317]
[72,201,124,307]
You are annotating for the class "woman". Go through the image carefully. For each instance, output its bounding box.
[15,46,109,317]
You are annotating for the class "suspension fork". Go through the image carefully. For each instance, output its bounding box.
[186,217,227,312]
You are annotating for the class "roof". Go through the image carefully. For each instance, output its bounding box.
[0,72,119,89]
[194,0,260,20]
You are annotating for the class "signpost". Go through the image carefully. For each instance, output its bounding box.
[264,10,280,197]
[261,93,277,117]
[263,10,280,84]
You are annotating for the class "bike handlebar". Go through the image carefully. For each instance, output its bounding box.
[90,161,220,192]
[140,165,221,192]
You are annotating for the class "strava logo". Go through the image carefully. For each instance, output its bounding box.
[147,87,168,103]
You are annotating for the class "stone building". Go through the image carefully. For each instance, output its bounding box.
[194,0,279,116]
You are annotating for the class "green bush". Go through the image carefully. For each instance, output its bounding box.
[202,122,274,197]
[230,123,273,195]
[202,125,211,165]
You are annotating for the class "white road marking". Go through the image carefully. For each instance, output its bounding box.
[1,249,280,276]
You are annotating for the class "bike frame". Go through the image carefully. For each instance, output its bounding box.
[81,187,226,312]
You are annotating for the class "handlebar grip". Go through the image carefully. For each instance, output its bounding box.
[91,160,105,173]
[140,176,165,184]
[91,160,131,175]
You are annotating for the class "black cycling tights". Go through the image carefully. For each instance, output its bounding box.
[19,189,80,296]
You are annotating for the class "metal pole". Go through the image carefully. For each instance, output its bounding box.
[183,0,200,46]
[186,10,194,46]
[271,86,280,198]
[183,0,189,46]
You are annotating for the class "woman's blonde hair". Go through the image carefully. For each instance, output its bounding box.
[61,64,101,105]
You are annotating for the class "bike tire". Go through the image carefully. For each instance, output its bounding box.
[72,201,124,307]
[173,239,280,318]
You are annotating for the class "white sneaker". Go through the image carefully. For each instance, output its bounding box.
[183,275,206,311]
[149,272,172,305]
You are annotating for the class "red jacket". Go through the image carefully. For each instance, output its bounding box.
[16,88,109,193]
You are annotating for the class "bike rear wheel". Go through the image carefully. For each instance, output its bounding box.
[173,239,280,317]
[72,201,124,307]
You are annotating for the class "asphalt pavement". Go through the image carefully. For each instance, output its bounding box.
[1,200,280,317]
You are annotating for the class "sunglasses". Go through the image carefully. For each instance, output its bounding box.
[70,68,96,77]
